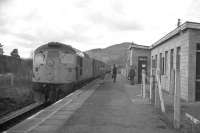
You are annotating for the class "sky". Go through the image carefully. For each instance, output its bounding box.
[0,0,199,58]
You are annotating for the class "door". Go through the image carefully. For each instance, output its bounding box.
[196,51,200,101]
[138,56,147,83]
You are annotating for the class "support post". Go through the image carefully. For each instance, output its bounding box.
[142,69,146,98]
[150,75,153,103]
[174,70,181,128]
[155,75,160,108]
[156,70,165,112]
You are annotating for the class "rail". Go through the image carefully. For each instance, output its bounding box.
[0,102,42,125]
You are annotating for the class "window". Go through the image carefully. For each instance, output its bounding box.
[160,53,163,74]
[34,52,45,65]
[196,44,200,79]
[165,51,168,74]
[159,53,165,75]
[197,43,200,50]
[155,55,157,68]
[170,49,174,71]
[152,56,156,68]
[176,47,181,71]
[162,57,165,75]
[60,53,74,64]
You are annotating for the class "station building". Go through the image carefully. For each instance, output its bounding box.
[150,22,200,102]
[127,44,150,84]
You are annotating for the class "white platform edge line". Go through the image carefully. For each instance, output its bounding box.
[27,110,44,120]
[26,99,73,132]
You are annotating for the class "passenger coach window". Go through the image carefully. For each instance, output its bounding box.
[79,57,83,75]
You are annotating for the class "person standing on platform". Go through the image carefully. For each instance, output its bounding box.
[112,64,117,83]
[128,66,135,85]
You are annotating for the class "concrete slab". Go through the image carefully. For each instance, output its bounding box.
[7,118,41,132]
[6,75,178,133]
[6,80,99,133]
[56,74,178,133]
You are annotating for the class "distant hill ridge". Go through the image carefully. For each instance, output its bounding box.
[86,42,140,66]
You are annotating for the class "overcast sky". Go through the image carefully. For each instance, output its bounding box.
[0,0,199,58]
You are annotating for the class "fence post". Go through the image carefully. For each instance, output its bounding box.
[156,70,165,112]
[174,70,181,128]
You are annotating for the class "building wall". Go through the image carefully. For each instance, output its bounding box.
[188,29,200,101]
[151,30,191,101]
[128,48,151,83]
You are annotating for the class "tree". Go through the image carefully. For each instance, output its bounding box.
[0,43,3,55]
[10,48,20,58]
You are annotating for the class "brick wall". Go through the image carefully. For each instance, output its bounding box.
[151,30,191,101]
[188,29,200,101]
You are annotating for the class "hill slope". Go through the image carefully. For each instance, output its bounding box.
[86,42,132,66]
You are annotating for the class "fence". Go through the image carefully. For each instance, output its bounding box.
[142,69,181,127]
[0,73,15,87]
[0,72,32,88]
[142,68,200,132]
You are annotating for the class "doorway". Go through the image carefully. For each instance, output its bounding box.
[196,43,200,101]
[138,56,147,83]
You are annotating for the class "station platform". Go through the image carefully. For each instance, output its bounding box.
[6,74,177,133]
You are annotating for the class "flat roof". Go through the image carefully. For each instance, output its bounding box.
[128,43,150,50]
[150,21,200,49]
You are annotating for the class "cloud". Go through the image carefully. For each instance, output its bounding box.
[74,0,91,8]
[110,0,124,14]
[89,12,143,31]
[0,0,197,58]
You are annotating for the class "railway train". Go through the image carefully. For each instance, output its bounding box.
[32,42,109,103]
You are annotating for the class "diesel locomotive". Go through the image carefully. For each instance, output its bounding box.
[32,42,109,103]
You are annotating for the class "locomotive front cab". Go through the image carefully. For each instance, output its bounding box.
[33,42,77,84]
[32,42,78,103]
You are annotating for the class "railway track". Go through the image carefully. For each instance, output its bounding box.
[0,79,93,132]
[0,102,50,132]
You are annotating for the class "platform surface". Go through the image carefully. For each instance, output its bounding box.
[7,74,178,133]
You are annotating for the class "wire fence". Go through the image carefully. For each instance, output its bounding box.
[141,69,200,133]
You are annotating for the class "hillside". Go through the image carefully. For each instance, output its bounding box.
[86,42,132,66]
